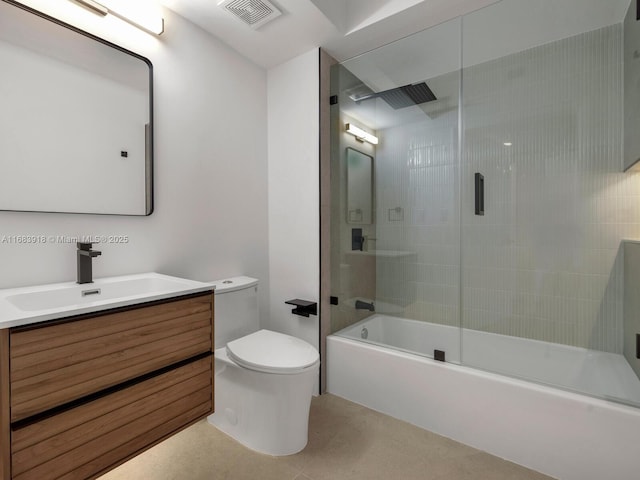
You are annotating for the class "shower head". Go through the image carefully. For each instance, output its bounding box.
[350,82,437,109]
[378,83,437,109]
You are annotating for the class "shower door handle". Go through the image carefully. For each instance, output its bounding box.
[475,173,484,216]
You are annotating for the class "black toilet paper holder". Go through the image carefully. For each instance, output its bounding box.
[285,299,317,317]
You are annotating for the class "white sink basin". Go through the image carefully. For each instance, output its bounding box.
[0,273,214,329]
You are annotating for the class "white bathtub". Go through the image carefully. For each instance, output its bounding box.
[328,315,640,480]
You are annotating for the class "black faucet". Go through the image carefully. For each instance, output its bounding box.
[355,299,375,311]
[352,228,365,251]
[77,242,101,284]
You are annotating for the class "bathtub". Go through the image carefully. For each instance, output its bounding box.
[327,314,640,480]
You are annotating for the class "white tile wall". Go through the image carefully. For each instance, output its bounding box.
[462,24,635,353]
[375,87,461,327]
[369,23,640,354]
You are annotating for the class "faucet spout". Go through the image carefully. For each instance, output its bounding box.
[78,249,102,258]
[77,242,101,284]
[355,299,375,311]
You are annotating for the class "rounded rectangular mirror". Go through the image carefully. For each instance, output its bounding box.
[0,0,153,215]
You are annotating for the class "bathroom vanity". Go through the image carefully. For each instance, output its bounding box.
[0,273,215,480]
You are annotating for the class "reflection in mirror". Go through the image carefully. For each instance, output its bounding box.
[346,148,373,224]
[0,0,153,215]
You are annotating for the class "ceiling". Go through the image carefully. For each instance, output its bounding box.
[158,0,502,68]
[329,0,632,130]
[155,0,633,131]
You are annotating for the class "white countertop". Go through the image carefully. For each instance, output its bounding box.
[0,272,215,329]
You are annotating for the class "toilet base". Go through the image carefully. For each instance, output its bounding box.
[208,347,318,456]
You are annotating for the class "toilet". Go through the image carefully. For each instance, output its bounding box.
[207,276,320,456]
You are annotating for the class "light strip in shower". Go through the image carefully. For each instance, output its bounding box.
[345,123,379,145]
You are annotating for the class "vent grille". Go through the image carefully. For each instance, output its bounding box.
[218,0,282,29]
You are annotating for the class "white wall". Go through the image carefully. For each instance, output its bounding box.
[266,49,320,357]
[0,2,270,318]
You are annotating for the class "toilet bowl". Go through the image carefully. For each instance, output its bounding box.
[206,277,319,456]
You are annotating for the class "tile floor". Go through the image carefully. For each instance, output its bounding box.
[100,394,554,480]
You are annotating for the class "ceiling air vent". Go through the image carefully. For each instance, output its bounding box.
[218,0,282,29]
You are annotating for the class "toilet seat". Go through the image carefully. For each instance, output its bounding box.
[226,329,320,375]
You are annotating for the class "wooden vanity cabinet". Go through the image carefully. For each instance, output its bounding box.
[0,291,214,480]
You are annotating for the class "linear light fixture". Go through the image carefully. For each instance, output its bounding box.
[345,123,379,145]
[71,0,164,35]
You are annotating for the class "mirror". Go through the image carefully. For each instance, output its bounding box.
[346,147,373,224]
[0,0,153,215]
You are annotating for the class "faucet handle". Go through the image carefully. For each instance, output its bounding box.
[77,242,94,250]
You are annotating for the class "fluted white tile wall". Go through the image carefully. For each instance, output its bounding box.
[375,87,460,327]
[462,24,636,353]
[372,23,640,353]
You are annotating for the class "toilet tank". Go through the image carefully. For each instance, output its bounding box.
[211,276,260,349]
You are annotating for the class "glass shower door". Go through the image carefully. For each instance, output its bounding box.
[329,18,462,363]
[327,0,640,409]
[460,0,640,406]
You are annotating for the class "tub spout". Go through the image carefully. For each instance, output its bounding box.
[355,300,375,311]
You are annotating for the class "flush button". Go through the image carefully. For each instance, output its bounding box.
[223,280,233,284]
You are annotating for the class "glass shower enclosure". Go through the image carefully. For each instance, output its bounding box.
[329,0,640,408]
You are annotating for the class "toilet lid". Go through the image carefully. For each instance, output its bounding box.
[226,329,320,374]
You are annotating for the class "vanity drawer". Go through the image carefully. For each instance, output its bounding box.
[9,293,213,422]
[11,355,213,480]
